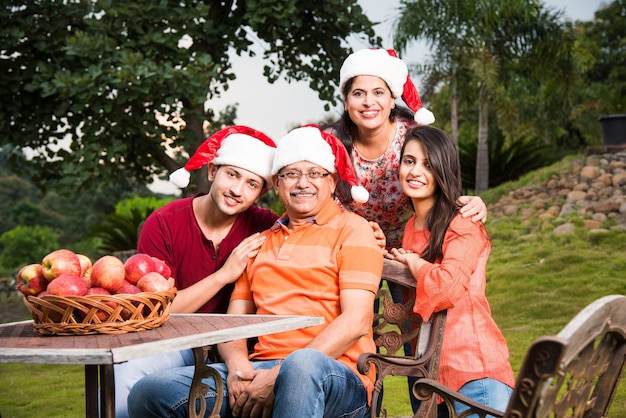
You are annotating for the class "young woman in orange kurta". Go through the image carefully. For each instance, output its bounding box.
[386,125,515,417]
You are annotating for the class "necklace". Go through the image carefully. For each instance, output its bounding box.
[353,122,396,160]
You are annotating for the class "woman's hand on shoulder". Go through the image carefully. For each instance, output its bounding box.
[458,196,487,223]
[369,221,387,253]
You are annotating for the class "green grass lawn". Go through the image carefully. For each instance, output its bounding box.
[1,157,626,417]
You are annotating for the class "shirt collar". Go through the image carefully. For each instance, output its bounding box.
[273,199,342,229]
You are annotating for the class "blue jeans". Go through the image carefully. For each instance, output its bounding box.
[437,378,513,418]
[106,349,195,418]
[127,348,369,418]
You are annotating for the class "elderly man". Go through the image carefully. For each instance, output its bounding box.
[128,125,384,418]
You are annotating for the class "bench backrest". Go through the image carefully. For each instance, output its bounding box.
[413,294,626,418]
[508,294,626,418]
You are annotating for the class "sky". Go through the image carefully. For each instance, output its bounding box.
[151,0,606,195]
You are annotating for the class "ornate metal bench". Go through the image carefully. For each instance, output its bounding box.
[412,294,626,418]
[358,259,447,418]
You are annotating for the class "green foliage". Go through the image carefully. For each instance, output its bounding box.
[0,0,379,196]
[0,225,59,269]
[115,195,174,218]
[89,208,147,254]
[580,0,626,115]
[257,189,285,216]
[89,196,173,254]
[458,132,560,191]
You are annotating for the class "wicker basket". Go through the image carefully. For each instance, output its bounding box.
[24,288,176,336]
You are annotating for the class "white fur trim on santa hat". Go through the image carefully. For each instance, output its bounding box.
[169,167,191,188]
[351,185,369,203]
[212,134,276,185]
[271,126,335,175]
[415,107,436,125]
[340,49,408,98]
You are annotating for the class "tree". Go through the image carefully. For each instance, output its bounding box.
[582,0,626,114]
[0,1,379,196]
[394,0,574,193]
[0,225,59,269]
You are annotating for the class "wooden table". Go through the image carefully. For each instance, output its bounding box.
[0,313,324,418]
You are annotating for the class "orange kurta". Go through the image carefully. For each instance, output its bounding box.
[231,200,383,402]
[403,214,515,392]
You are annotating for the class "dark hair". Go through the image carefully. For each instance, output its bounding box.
[321,76,415,204]
[401,125,477,262]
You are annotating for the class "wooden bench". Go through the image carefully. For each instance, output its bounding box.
[412,294,626,418]
[358,259,447,418]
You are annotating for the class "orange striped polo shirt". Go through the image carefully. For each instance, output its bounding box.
[231,200,383,400]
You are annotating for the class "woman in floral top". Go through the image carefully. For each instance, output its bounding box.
[325,48,487,250]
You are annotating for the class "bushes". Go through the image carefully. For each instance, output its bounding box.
[0,225,59,270]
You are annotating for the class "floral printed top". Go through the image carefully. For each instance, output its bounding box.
[332,118,416,249]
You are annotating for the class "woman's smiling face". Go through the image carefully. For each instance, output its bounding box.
[344,75,395,130]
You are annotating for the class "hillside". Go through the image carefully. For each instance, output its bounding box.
[485,147,626,232]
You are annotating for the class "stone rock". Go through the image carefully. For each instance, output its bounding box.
[486,150,626,238]
[583,219,602,230]
[566,190,587,202]
[612,172,626,187]
[503,205,519,216]
[580,165,601,180]
[554,222,576,235]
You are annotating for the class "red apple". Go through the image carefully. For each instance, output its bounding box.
[46,273,88,296]
[85,287,111,296]
[83,287,116,321]
[76,254,93,277]
[41,249,82,280]
[82,266,93,288]
[16,263,47,296]
[115,280,141,295]
[124,253,155,284]
[151,257,172,279]
[137,272,172,292]
[112,280,141,320]
[90,255,126,292]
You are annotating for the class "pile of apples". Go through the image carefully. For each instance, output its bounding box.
[16,249,175,299]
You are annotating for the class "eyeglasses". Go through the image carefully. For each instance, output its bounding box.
[277,170,331,183]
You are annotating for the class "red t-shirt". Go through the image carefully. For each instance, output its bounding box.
[137,193,278,313]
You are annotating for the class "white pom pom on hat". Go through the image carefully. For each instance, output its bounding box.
[272,124,369,203]
[339,48,435,125]
[169,126,277,188]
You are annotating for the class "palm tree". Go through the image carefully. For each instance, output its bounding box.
[394,0,572,193]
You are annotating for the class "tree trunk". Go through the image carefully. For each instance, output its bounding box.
[475,87,489,194]
[183,107,211,196]
[450,72,459,146]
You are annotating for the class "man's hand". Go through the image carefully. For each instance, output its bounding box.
[458,196,487,223]
[218,233,266,285]
[229,367,279,418]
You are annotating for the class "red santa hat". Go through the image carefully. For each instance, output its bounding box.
[339,48,435,125]
[169,125,276,188]
[271,124,369,203]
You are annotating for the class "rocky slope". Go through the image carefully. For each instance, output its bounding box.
[488,147,626,234]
